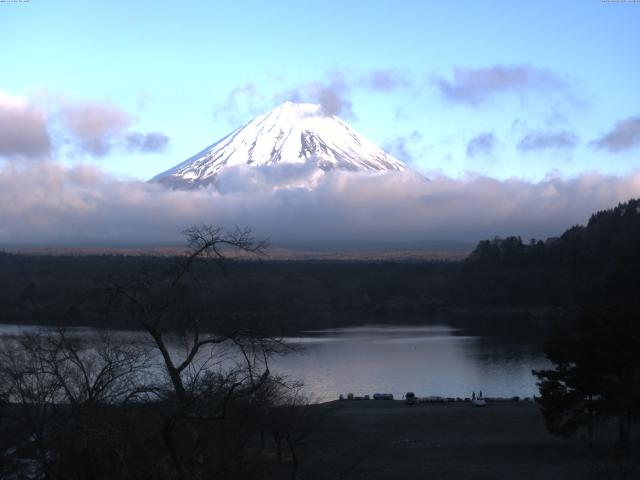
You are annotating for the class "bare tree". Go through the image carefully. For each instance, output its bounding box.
[0,328,153,479]
[0,334,61,479]
[27,329,153,407]
[0,225,308,480]
[262,380,317,480]
[109,225,303,479]
[111,226,270,406]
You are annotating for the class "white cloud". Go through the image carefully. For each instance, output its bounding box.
[466,132,496,157]
[0,91,171,160]
[434,65,566,105]
[518,130,579,151]
[1,162,639,247]
[0,91,51,159]
[57,101,132,156]
[592,116,640,153]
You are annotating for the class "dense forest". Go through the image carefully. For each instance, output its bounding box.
[1,198,639,335]
[463,198,640,309]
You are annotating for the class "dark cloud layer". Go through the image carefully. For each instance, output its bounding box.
[517,130,578,152]
[1,162,638,247]
[434,65,566,105]
[0,94,51,158]
[592,116,640,153]
[466,132,496,157]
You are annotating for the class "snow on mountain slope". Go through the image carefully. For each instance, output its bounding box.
[152,102,408,189]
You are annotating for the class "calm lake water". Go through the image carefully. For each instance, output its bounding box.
[271,326,549,402]
[0,324,548,403]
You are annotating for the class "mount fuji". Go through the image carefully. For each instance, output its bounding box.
[152,102,409,189]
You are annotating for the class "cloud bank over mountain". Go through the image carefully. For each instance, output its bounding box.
[1,161,638,247]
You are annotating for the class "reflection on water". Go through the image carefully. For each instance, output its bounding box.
[0,324,548,403]
[272,325,549,402]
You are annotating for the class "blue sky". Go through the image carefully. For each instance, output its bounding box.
[2,0,639,181]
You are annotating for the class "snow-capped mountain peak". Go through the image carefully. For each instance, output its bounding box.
[152,101,408,188]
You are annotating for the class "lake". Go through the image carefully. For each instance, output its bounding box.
[271,325,549,402]
[0,324,548,403]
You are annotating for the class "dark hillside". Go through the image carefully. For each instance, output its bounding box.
[462,198,640,309]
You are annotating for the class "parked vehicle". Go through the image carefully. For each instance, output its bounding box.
[419,396,447,403]
[373,393,394,400]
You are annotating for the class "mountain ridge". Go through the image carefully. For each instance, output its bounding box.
[152,102,408,189]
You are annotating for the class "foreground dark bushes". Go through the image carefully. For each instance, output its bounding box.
[0,328,315,480]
